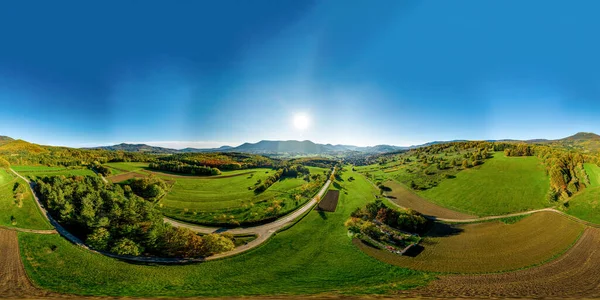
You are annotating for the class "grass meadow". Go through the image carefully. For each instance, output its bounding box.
[12,165,96,180]
[158,166,329,225]
[566,163,600,223]
[0,169,52,230]
[19,168,432,297]
[417,153,550,216]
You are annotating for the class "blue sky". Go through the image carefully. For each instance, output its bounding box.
[1,0,599,148]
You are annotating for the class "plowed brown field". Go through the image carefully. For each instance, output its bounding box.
[410,227,600,298]
[357,211,584,273]
[382,180,475,220]
[317,190,339,212]
[0,229,50,298]
[107,171,147,183]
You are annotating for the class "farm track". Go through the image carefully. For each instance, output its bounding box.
[10,168,335,264]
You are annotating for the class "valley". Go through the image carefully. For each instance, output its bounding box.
[1,133,600,298]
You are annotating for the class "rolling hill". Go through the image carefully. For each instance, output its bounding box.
[0,139,48,154]
[0,136,14,146]
[537,132,600,153]
[92,143,181,154]
[91,140,407,155]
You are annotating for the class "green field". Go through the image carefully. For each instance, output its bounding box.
[584,163,600,187]
[417,153,550,216]
[19,168,431,297]
[566,163,600,223]
[158,167,329,225]
[12,165,96,180]
[0,169,52,230]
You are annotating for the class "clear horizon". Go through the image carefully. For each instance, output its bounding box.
[1,0,599,148]
[2,131,595,150]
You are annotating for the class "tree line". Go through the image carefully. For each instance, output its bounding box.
[1,146,156,168]
[254,165,311,194]
[158,152,278,171]
[149,161,221,176]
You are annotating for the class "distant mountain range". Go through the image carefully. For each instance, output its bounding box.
[2,132,599,156]
[88,132,600,155]
[90,140,408,155]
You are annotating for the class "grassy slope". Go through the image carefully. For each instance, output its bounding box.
[0,170,52,230]
[13,166,96,180]
[159,168,278,210]
[418,153,550,216]
[159,167,328,224]
[566,163,600,223]
[19,169,431,297]
[584,163,600,187]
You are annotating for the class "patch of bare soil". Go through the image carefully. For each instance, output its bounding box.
[107,171,147,183]
[317,190,340,212]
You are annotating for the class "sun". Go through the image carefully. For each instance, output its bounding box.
[293,113,310,130]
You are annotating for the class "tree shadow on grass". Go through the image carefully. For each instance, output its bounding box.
[333,181,344,190]
[317,209,328,220]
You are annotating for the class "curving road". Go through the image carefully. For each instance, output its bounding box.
[10,167,334,263]
[164,168,335,259]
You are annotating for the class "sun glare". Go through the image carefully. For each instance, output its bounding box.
[293,113,310,130]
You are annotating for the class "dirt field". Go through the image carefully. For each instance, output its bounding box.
[0,229,50,298]
[107,171,148,183]
[383,180,475,220]
[317,190,340,212]
[356,211,584,273]
[409,226,600,298]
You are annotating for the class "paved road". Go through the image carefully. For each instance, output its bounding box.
[10,167,335,263]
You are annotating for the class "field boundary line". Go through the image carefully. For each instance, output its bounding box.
[0,225,57,234]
